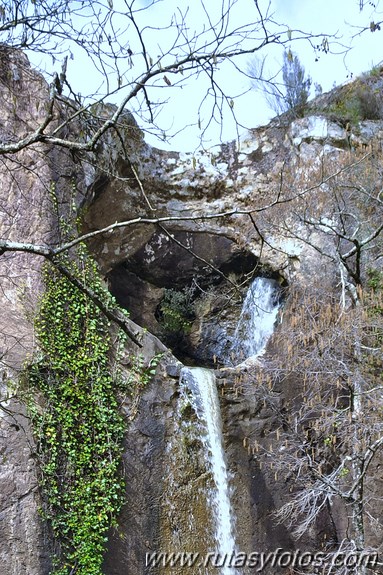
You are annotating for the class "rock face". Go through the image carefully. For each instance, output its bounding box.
[1,48,383,574]
[0,48,69,575]
[0,402,52,575]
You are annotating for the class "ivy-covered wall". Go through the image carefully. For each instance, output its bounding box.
[28,248,131,575]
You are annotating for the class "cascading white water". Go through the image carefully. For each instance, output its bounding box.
[229,276,280,364]
[176,277,281,571]
[181,367,237,574]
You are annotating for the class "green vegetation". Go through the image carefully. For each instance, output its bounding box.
[158,286,196,337]
[313,75,383,125]
[367,268,383,292]
[27,245,155,575]
[281,50,312,118]
[367,64,381,78]
[251,51,383,124]
[248,50,312,118]
[366,269,383,340]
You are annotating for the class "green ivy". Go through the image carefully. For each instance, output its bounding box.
[366,269,383,317]
[364,268,383,356]
[367,268,383,293]
[28,248,130,575]
[158,286,195,336]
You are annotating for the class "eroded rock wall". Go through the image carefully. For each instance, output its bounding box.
[1,47,383,575]
[0,48,65,575]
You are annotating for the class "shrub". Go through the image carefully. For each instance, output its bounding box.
[158,286,196,336]
[355,83,382,120]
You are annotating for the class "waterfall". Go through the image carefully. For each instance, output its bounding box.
[174,277,281,571]
[180,367,237,574]
[229,276,280,364]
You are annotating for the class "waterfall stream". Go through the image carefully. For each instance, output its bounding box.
[229,276,280,364]
[180,367,237,574]
[176,277,281,572]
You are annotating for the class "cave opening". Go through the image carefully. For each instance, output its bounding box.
[106,228,286,366]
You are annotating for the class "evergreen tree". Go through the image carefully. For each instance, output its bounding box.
[282,50,312,117]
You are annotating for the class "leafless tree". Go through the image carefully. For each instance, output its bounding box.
[243,150,383,574]
[267,288,382,574]
[1,3,383,573]
[258,148,383,303]
[0,0,335,153]
[0,0,343,376]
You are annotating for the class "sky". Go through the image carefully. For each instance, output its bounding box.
[271,0,382,87]
[27,0,383,153]
[166,0,383,152]
[140,0,383,152]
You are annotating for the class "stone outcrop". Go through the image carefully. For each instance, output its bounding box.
[0,48,69,575]
[1,48,383,575]
[83,109,358,367]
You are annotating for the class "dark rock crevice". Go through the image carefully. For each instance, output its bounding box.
[106,228,265,365]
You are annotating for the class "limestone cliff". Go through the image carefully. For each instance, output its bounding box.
[0,48,382,575]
